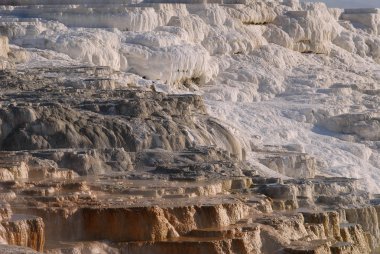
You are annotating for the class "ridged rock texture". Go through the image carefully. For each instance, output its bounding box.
[0,0,379,253]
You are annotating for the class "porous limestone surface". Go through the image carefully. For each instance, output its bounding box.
[0,0,379,253]
[0,63,375,254]
[0,0,379,192]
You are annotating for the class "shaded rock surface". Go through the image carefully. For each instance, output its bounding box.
[0,47,378,254]
[0,0,379,253]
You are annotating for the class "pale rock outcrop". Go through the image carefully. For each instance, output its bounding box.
[341,9,380,35]
[0,36,9,58]
[0,160,28,181]
[271,3,340,54]
[340,223,371,253]
[320,112,380,141]
[0,215,44,252]
[343,206,380,248]
[0,203,11,222]
[257,152,316,178]
[0,0,380,253]
[225,2,277,25]
[302,211,341,240]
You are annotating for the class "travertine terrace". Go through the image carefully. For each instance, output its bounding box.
[0,0,379,253]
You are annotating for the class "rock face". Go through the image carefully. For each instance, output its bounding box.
[320,112,380,141]
[0,0,379,253]
[341,9,380,35]
[0,216,44,252]
[257,151,316,178]
[6,168,380,254]
[0,36,9,58]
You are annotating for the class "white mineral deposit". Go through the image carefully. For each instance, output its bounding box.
[0,0,379,253]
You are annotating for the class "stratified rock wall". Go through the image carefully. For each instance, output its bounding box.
[0,216,44,252]
[0,0,379,253]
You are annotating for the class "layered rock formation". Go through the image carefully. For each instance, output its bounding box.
[0,0,379,253]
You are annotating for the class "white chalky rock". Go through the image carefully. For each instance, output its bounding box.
[0,0,380,192]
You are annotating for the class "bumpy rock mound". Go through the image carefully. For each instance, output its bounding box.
[0,0,379,253]
[0,67,245,176]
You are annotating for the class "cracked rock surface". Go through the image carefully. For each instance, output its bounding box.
[0,0,379,253]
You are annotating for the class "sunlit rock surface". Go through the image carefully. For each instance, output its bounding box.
[0,0,379,253]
